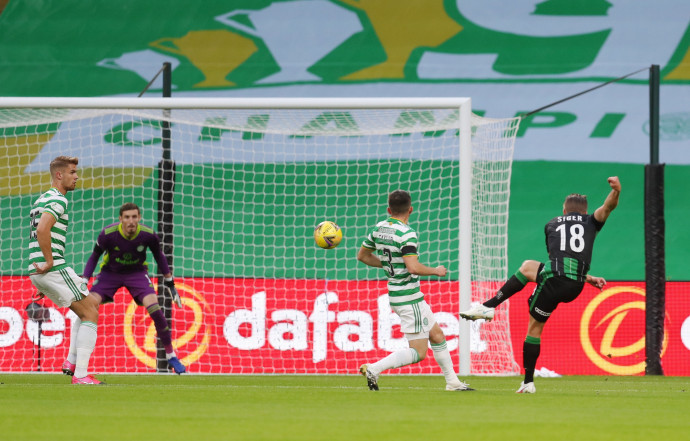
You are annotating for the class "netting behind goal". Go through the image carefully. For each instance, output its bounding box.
[0,99,519,375]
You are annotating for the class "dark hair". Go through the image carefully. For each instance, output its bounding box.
[388,190,412,215]
[119,202,141,216]
[49,156,78,178]
[564,193,588,214]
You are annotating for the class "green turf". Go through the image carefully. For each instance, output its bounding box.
[1,375,688,441]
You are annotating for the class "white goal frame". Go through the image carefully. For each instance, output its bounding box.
[0,96,476,375]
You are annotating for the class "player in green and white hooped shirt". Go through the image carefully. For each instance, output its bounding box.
[357,190,473,391]
[28,156,103,385]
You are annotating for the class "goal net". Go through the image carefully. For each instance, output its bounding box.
[0,98,520,375]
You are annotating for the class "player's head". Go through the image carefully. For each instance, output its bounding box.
[119,202,141,236]
[563,193,588,214]
[388,190,413,217]
[49,156,79,192]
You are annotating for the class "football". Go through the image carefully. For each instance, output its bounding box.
[314,221,343,249]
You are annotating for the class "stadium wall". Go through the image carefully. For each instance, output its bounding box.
[3,276,690,376]
[1,0,689,374]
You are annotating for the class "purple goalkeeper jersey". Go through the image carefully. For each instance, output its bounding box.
[82,222,170,278]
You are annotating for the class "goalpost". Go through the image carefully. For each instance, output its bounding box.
[0,97,519,375]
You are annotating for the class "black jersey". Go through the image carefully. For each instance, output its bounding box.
[544,212,605,282]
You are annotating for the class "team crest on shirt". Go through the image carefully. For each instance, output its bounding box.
[423,318,429,325]
[137,245,145,252]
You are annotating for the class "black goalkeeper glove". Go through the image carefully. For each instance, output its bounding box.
[164,277,182,308]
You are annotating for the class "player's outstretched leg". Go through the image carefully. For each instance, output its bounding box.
[459,303,495,321]
[358,347,419,390]
[359,364,379,391]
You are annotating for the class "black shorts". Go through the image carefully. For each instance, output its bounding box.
[527,263,585,322]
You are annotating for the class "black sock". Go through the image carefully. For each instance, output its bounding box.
[523,336,541,383]
[483,270,529,308]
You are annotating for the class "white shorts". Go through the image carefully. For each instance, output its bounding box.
[392,300,437,341]
[30,267,89,308]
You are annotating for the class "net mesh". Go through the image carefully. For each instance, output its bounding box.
[0,103,519,374]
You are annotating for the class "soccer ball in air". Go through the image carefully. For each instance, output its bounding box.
[314,221,342,249]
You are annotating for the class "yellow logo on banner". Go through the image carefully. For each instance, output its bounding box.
[580,286,668,375]
[124,281,210,368]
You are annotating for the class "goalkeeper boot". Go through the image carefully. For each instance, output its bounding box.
[167,356,186,374]
[446,380,475,391]
[359,364,379,391]
[516,381,536,394]
[61,360,75,376]
[72,375,105,385]
[459,304,495,322]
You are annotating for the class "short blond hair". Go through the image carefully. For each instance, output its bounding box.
[49,156,78,178]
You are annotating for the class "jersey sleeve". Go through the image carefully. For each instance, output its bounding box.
[361,231,376,250]
[82,229,106,278]
[43,198,66,221]
[400,230,418,256]
[591,214,605,231]
[149,233,171,275]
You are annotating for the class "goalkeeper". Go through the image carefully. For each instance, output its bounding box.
[67,202,186,374]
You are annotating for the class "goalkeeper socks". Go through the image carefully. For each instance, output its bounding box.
[147,304,174,354]
[431,339,460,384]
[369,348,420,375]
[66,316,81,364]
[74,321,98,378]
[483,270,529,308]
[522,335,541,384]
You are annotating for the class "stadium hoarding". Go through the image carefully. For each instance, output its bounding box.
[1,277,689,375]
[0,0,689,166]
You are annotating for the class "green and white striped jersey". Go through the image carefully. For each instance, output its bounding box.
[361,217,422,306]
[28,187,70,274]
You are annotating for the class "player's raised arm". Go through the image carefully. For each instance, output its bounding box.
[593,176,621,224]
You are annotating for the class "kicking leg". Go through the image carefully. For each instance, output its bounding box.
[461,260,540,321]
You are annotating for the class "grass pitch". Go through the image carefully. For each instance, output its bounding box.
[1,374,688,441]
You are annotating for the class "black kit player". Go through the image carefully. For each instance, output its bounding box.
[460,176,621,393]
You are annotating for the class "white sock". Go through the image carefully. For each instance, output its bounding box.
[66,316,80,364]
[369,348,419,375]
[166,352,177,360]
[73,321,98,378]
[431,340,460,384]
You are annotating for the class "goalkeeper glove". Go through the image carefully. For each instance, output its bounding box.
[164,277,183,308]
